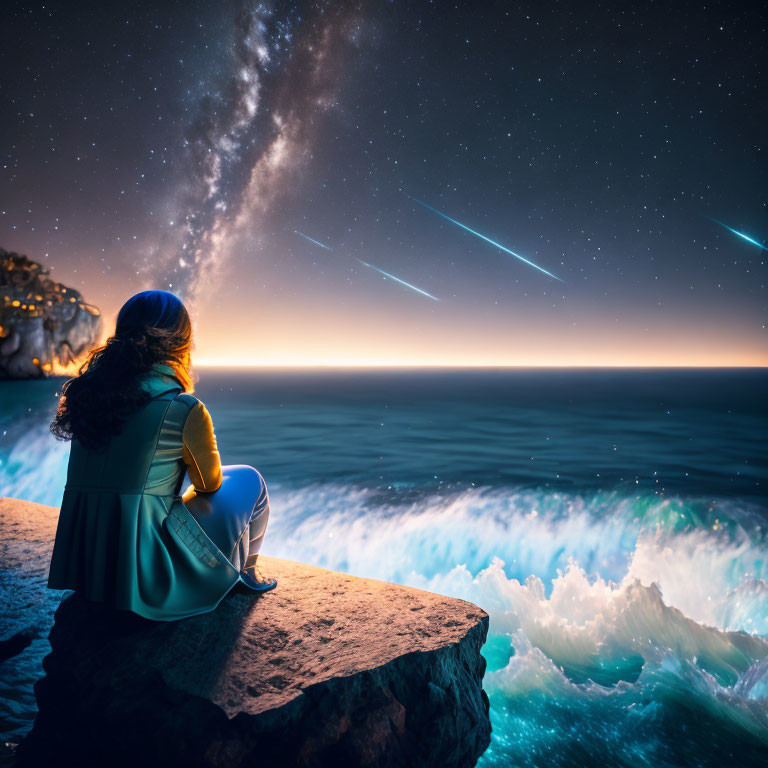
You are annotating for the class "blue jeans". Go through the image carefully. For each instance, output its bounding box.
[183,465,270,573]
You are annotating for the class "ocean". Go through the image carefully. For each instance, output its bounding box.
[1,368,767,766]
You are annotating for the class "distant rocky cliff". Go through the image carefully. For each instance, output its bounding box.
[0,249,102,378]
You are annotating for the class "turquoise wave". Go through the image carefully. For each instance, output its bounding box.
[263,483,768,767]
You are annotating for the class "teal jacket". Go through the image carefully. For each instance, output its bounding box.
[47,364,240,621]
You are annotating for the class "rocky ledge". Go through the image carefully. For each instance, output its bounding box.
[7,499,490,768]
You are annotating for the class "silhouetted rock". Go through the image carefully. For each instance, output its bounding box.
[9,499,490,768]
[0,249,102,378]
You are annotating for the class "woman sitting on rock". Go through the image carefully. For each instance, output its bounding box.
[47,289,276,621]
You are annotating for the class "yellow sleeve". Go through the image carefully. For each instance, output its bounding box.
[182,400,223,493]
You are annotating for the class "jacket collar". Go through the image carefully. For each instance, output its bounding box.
[140,363,184,398]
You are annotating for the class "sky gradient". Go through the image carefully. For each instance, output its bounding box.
[2,0,766,366]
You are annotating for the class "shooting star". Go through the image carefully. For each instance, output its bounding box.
[710,219,768,252]
[295,231,333,251]
[407,195,563,282]
[357,259,440,301]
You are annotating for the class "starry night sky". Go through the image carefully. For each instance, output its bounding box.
[2,0,766,365]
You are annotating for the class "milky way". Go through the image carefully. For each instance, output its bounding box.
[145,0,367,303]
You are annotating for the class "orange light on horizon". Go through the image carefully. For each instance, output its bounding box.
[77,291,768,371]
[192,357,767,369]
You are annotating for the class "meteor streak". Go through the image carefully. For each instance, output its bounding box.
[710,219,768,252]
[295,231,333,251]
[408,195,563,281]
[357,259,439,301]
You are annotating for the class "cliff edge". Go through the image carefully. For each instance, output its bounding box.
[2,499,491,767]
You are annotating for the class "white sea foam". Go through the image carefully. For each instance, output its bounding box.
[0,422,69,506]
[267,483,768,637]
[266,482,768,746]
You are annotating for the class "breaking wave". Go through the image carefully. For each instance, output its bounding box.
[265,483,768,766]
[2,431,768,764]
[0,421,69,506]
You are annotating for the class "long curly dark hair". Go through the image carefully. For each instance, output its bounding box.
[51,290,194,451]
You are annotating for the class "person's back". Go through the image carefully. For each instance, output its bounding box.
[48,290,276,622]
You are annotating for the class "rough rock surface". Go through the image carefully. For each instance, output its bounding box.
[0,498,64,762]
[0,249,102,378]
[7,498,491,768]
[0,498,60,654]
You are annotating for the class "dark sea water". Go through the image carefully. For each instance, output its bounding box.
[1,368,767,766]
